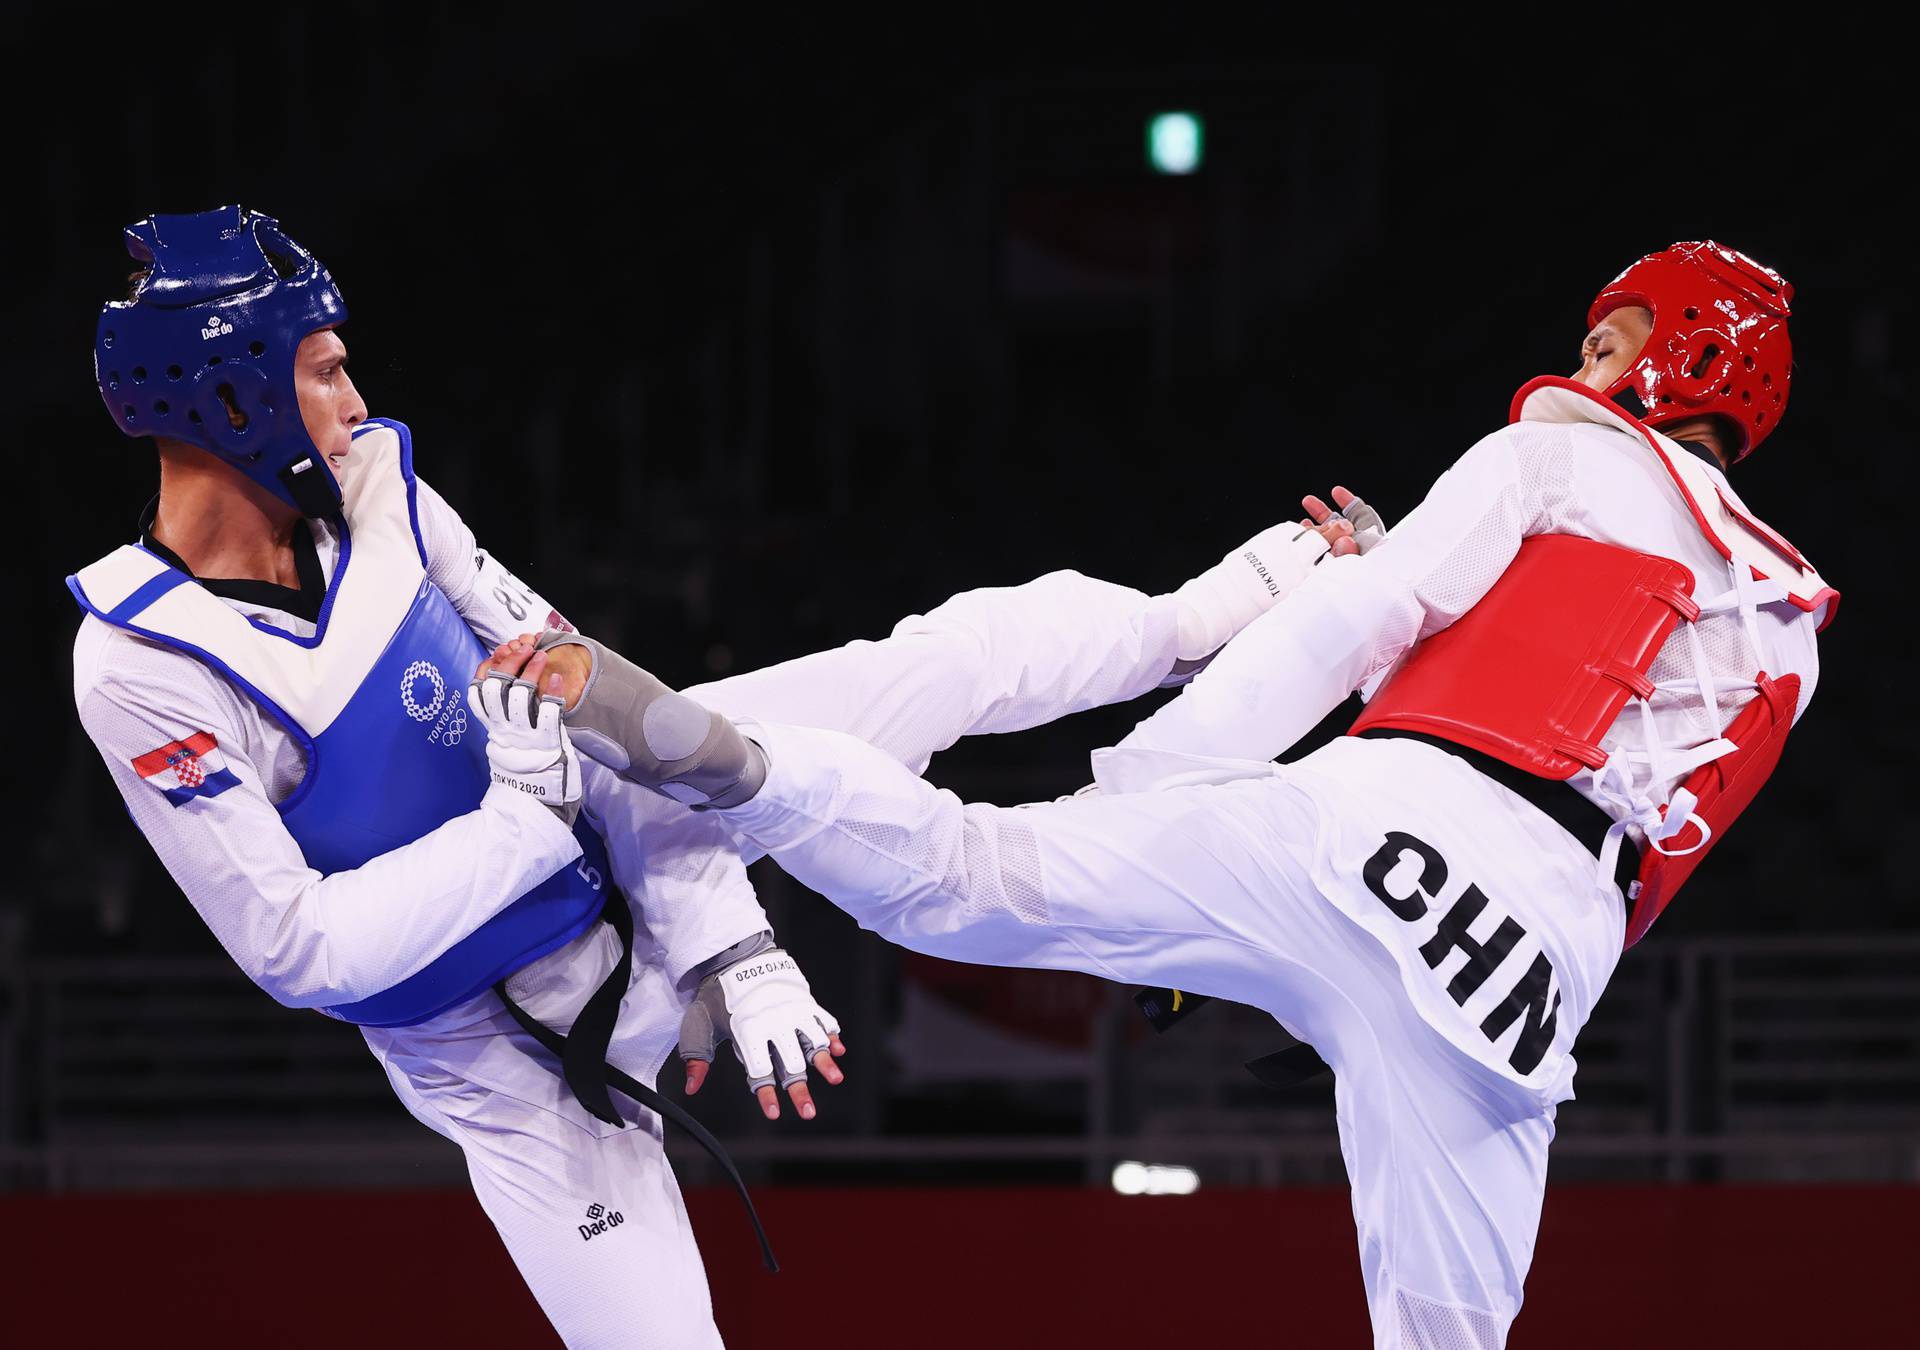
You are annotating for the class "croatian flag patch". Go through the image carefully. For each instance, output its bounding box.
[133,732,240,806]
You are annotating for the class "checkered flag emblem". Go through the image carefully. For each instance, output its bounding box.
[133,732,238,807]
[585,1203,604,1220]
[167,748,206,789]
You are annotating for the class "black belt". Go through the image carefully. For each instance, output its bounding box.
[1135,732,1637,1092]
[494,890,779,1272]
[1355,729,1640,899]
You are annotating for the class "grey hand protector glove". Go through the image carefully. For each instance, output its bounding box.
[532,630,767,809]
[1340,494,1390,553]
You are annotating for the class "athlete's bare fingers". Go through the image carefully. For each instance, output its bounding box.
[829,1034,847,1057]
[786,1079,817,1121]
[756,1084,781,1120]
[1312,517,1354,549]
[1331,485,1358,511]
[683,1058,711,1095]
[522,649,550,692]
[812,1049,844,1086]
[475,643,537,682]
[1302,493,1336,525]
[1329,533,1361,558]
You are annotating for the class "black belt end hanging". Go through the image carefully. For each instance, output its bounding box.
[495,892,780,1272]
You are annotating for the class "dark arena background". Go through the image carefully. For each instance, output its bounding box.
[6,18,1915,1347]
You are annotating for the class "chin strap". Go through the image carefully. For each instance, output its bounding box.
[276,452,343,518]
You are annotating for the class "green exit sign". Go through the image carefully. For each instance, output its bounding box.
[1147,111,1204,175]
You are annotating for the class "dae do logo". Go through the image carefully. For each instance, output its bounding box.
[579,1202,625,1242]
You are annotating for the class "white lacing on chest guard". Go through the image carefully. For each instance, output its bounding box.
[1584,562,1790,897]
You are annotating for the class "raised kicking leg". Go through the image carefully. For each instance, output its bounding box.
[548,659,1561,1348]
[725,721,1552,1349]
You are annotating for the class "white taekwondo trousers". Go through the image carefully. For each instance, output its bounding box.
[712,414,1825,1350]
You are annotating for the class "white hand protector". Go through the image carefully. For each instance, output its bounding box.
[467,671,582,824]
[680,942,841,1092]
[1171,521,1333,661]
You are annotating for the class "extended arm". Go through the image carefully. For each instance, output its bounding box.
[416,477,779,978]
[1118,428,1558,765]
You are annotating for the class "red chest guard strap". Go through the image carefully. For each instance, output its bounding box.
[1626,671,1799,946]
[1350,535,1699,779]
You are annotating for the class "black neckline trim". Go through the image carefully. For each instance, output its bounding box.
[138,495,329,624]
[1672,440,1722,470]
[1607,390,1727,471]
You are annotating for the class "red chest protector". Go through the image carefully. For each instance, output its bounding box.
[1350,377,1837,947]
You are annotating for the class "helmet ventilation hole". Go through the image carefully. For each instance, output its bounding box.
[107,371,119,389]
[1684,306,1700,320]
[1687,345,1720,379]
[187,410,203,426]
[248,341,266,358]
[122,404,136,420]
[1658,394,1672,404]
[166,364,182,381]
[131,366,148,383]
[215,382,251,433]
[1741,390,1752,403]
[1743,354,1756,370]
[207,355,222,367]
[103,330,115,348]
[1720,384,1732,396]
[153,400,169,415]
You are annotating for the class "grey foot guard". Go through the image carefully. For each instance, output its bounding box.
[534,631,767,809]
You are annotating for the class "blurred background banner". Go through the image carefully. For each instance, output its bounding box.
[4,14,1913,1344]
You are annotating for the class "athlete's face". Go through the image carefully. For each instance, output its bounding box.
[1573,305,1653,391]
[294,329,366,467]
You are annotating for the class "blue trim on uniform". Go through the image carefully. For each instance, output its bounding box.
[67,570,322,791]
[104,569,192,625]
[376,419,431,570]
[235,515,351,650]
[212,415,413,649]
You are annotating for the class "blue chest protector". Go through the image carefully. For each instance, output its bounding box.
[288,578,612,1026]
[68,419,609,1028]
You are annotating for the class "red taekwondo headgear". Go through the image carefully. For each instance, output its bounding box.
[1589,240,1793,462]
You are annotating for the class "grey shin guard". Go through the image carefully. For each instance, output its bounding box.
[533,631,767,808]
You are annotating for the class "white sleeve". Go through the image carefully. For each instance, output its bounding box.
[413,476,772,979]
[75,645,584,1011]
[688,569,1184,776]
[1118,425,1563,763]
[413,476,572,648]
[583,762,771,988]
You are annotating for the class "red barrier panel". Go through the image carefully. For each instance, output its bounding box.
[1,1186,1907,1346]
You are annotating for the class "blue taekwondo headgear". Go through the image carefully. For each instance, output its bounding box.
[95,206,348,518]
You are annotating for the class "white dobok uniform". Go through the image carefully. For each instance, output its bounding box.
[72,434,1201,1347]
[710,401,1828,1348]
